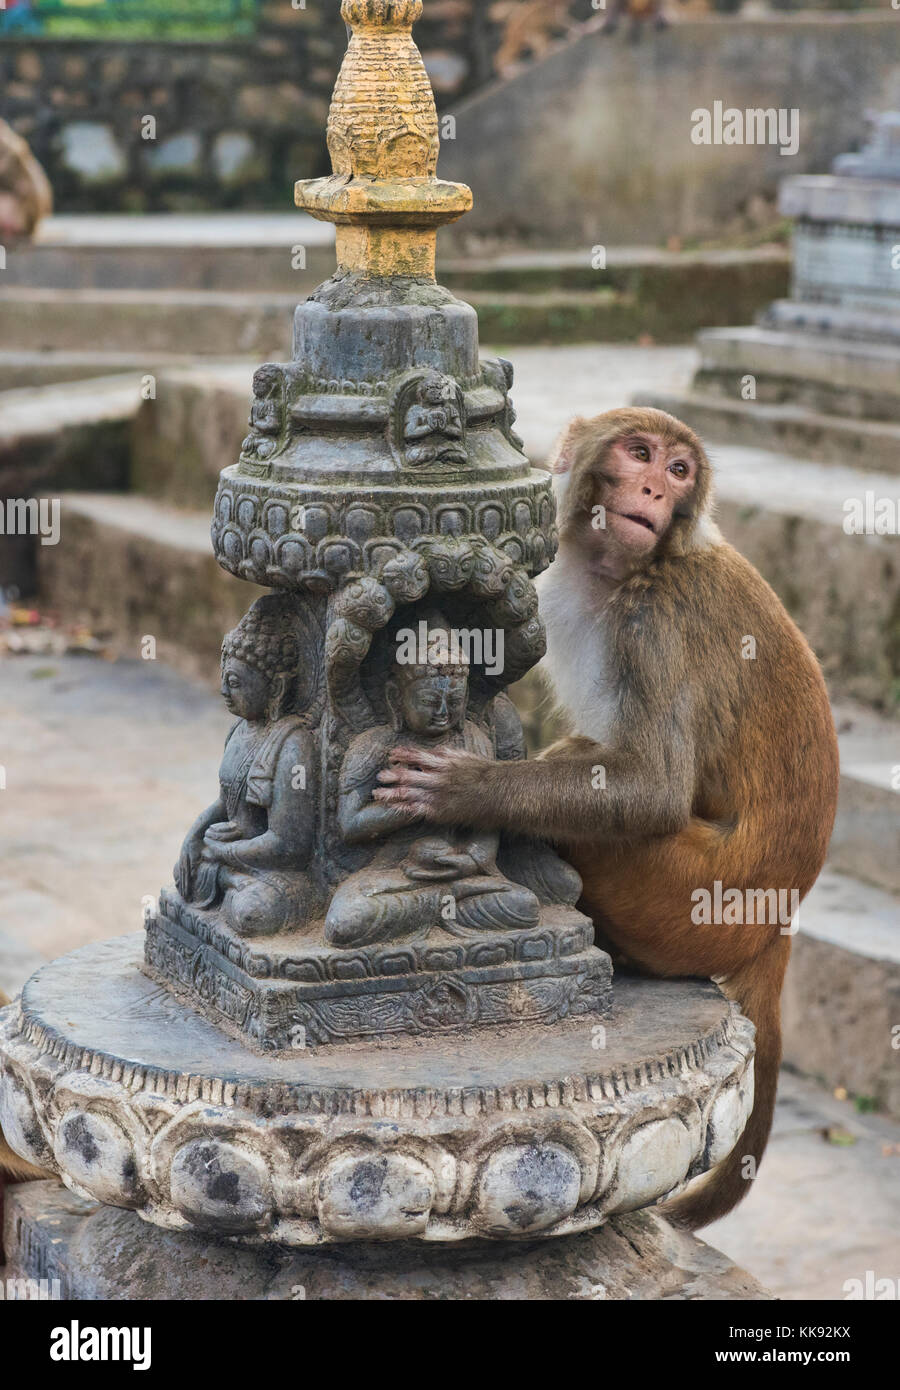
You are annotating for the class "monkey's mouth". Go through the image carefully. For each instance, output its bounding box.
[611,510,656,534]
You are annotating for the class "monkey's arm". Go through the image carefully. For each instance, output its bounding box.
[375,711,696,843]
[376,593,699,841]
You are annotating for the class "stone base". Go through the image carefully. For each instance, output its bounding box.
[3,1180,773,1301]
[692,325,900,422]
[145,889,612,1051]
[0,936,754,1246]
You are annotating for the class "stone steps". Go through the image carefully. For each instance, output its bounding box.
[832,701,900,897]
[0,350,256,392]
[0,288,299,361]
[783,869,900,1120]
[5,213,336,292]
[33,491,264,683]
[692,325,900,423]
[644,389,900,475]
[0,374,142,590]
[0,231,789,382]
[0,283,776,371]
[4,349,897,708]
[0,374,141,490]
[42,361,900,710]
[10,214,788,297]
[128,363,254,509]
[19,492,900,1116]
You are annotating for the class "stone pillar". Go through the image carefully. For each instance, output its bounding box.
[0,1,756,1273]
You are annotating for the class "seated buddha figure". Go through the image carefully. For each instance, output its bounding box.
[174,598,317,936]
[324,626,540,949]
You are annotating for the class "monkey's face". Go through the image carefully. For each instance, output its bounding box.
[588,432,698,572]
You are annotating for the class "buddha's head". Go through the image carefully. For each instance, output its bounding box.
[387,619,469,737]
[221,597,300,723]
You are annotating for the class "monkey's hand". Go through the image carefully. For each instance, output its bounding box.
[373,745,487,824]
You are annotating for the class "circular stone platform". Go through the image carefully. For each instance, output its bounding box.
[0,935,755,1246]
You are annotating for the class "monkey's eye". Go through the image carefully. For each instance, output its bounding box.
[669,460,689,478]
[631,443,650,462]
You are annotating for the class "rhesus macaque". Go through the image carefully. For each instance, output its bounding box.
[376,407,839,1229]
[602,0,670,41]
[0,119,52,243]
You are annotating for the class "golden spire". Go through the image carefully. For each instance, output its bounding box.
[294,0,472,279]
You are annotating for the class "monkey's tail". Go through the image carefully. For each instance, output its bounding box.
[662,934,789,1231]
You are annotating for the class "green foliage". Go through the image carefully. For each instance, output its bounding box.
[1,0,258,40]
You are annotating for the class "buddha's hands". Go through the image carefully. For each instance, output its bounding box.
[174,835,199,898]
[374,745,490,824]
[205,821,243,843]
[200,821,245,865]
[175,824,214,897]
[404,835,473,881]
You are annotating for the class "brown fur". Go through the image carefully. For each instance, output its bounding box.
[382,409,839,1229]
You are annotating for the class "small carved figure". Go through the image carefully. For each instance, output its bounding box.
[324,624,539,947]
[400,372,467,467]
[241,365,285,462]
[174,597,317,936]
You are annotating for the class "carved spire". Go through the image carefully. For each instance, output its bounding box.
[294,0,472,279]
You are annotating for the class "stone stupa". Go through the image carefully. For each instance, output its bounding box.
[0,0,758,1297]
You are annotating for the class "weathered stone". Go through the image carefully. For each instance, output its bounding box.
[237,83,320,127]
[57,123,126,183]
[61,55,88,82]
[0,935,754,1245]
[422,49,468,93]
[0,2,758,1263]
[782,874,900,1120]
[211,132,264,185]
[833,109,900,180]
[4,1180,773,1300]
[35,493,267,683]
[147,132,203,177]
[101,54,129,84]
[14,51,42,83]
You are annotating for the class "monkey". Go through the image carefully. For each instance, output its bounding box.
[492,0,576,73]
[601,0,671,42]
[0,119,52,244]
[374,406,839,1230]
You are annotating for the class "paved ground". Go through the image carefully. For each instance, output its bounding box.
[1,651,898,1299]
[33,212,336,248]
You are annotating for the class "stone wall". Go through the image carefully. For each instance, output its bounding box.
[439,13,900,248]
[0,0,566,212]
[6,10,900,228]
[1,32,336,211]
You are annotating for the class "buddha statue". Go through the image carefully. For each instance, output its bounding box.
[324,623,541,948]
[174,596,318,936]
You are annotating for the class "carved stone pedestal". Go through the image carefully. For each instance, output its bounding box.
[0,936,753,1246]
[146,888,609,1051]
[3,1181,774,1300]
[0,0,758,1269]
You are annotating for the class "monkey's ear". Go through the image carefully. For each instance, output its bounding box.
[549,418,587,474]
